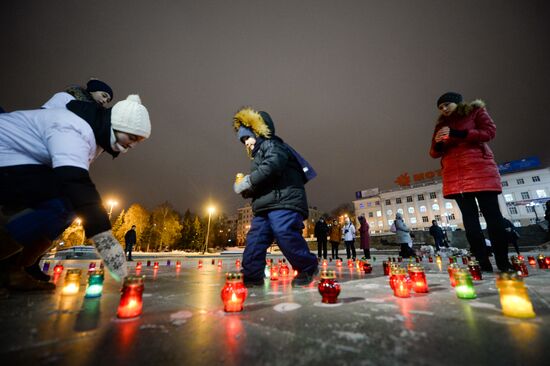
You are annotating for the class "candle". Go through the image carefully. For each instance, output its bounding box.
[318,270,341,304]
[518,255,525,261]
[218,259,223,267]
[436,255,442,265]
[447,264,460,287]
[153,262,159,270]
[62,269,82,295]
[88,262,96,271]
[428,256,433,263]
[468,260,482,281]
[136,262,142,271]
[391,268,411,298]
[198,260,203,269]
[221,272,248,312]
[85,269,105,298]
[147,260,151,267]
[270,266,279,281]
[176,261,181,269]
[336,259,342,268]
[496,272,535,318]
[511,258,528,277]
[383,261,390,276]
[235,259,241,267]
[449,257,455,264]
[397,257,403,263]
[322,259,328,267]
[528,256,536,266]
[347,259,353,268]
[536,254,548,269]
[461,256,468,265]
[454,269,476,299]
[409,266,429,293]
[362,261,372,274]
[54,263,64,274]
[42,261,50,272]
[117,276,145,319]
[279,262,290,277]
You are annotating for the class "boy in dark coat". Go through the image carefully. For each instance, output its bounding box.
[429,220,446,252]
[232,107,318,286]
[314,218,329,259]
[124,225,137,261]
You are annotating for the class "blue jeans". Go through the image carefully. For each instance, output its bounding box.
[242,210,318,280]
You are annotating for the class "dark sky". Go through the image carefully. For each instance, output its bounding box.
[2,0,550,217]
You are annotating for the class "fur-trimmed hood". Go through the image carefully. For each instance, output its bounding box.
[233,107,275,139]
[438,99,486,122]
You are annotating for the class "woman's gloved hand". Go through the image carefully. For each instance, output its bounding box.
[233,174,252,194]
[90,230,128,281]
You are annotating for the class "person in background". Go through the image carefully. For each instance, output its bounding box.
[124,225,137,261]
[232,107,318,286]
[314,217,329,260]
[0,95,151,292]
[545,201,550,237]
[42,78,113,109]
[358,215,370,259]
[342,216,356,260]
[395,212,414,258]
[429,220,446,252]
[329,218,341,260]
[502,218,520,255]
[430,92,512,272]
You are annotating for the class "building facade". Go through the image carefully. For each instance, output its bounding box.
[353,167,550,234]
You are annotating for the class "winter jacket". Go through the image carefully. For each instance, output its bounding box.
[429,100,502,198]
[429,224,445,240]
[342,222,356,241]
[0,108,112,236]
[124,229,137,247]
[329,223,341,242]
[233,109,310,218]
[42,86,96,109]
[358,217,370,249]
[314,220,329,239]
[394,218,412,245]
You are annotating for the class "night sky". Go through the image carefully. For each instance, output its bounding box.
[2,0,549,217]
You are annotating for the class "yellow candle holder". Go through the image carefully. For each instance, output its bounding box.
[62,269,82,295]
[496,272,536,318]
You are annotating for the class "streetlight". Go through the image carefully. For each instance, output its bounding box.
[203,206,216,255]
[107,199,118,220]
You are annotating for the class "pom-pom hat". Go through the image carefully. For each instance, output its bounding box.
[111,95,151,138]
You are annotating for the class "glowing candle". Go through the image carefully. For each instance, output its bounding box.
[153,262,159,270]
[518,255,525,261]
[221,272,248,312]
[391,268,411,298]
[428,256,433,263]
[528,256,536,266]
[454,269,476,299]
[461,256,468,265]
[270,266,279,281]
[198,260,203,269]
[88,262,96,272]
[176,261,181,269]
[436,255,442,264]
[136,262,142,270]
[537,254,548,269]
[409,266,429,293]
[235,259,241,267]
[54,263,64,274]
[322,259,328,267]
[362,261,372,274]
[42,261,50,272]
[336,259,342,268]
[218,259,223,267]
[511,258,528,277]
[468,260,482,281]
[279,262,290,277]
[496,272,535,318]
[447,264,460,287]
[318,270,341,304]
[85,269,105,298]
[347,259,353,268]
[117,276,145,319]
[293,269,298,277]
[62,269,82,295]
[356,260,362,270]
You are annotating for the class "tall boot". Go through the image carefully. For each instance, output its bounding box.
[1,253,55,291]
[20,238,53,282]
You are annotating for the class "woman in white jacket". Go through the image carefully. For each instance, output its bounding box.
[394,212,414,258]
[0,95,150,292]
[342,217,357,260]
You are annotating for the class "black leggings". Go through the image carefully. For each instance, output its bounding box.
[452,192,509,270]
[330,241,339,259]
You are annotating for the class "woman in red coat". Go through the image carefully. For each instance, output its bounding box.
[430,92,512,272]
[358,215,370,259]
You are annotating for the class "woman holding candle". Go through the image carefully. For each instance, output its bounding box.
[0,95,151,291]
[429,92,512,272]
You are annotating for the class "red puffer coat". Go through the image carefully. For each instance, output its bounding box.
[429,100,502,198]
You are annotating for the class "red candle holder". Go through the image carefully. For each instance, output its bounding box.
[448,264,460,287]
[218,259,223,267]
[383,261,390,276]
[528,256,536,266]
[397,257,403,263]
[146,260,151,267]
[518,255,525,262]
[391,268,411,298]
[461,256,468,265]
[279,263,290,277]
[270,266,279,281]
[347,259,353,268]
[322,259,328,267]
[198,260,203,269]
[153,262,159,270]
[468,261,482,281]
[54,263,64,274]
[336,259,342,268]
[136,262,142,271]
[428,256,433,263]
[537,254,548,269]
[235,259,241,267]
[318,270,341,304]
[409,267,429,293]
[415,257,420,263]
[512,258,529,277]
[117,276,145,319]
[221,272,248,312]
[449,257,455,264]
[362,261,372,274]
[88,262,96,271]
[176,261,181,269]
[546,257,550,268]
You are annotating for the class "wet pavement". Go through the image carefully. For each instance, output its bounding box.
[1,251,549,366]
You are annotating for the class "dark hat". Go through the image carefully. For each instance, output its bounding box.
[86,79,113,99]
[437,92,462,107]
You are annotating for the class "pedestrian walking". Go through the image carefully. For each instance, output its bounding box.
[42,78,113,109]
[314,217,329,260]
[232,107,318,286]
[395,212,414,258]
[358,215,370,259]
[429,220,446,252]
[342,217,356,260]
[124,225,137,261]
[430,92,512,272]
[0,95,151,292]
[329,218,341,260]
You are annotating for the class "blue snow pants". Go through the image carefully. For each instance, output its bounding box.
[242,209,318,281]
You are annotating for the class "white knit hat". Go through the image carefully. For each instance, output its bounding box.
[111,94,151,138]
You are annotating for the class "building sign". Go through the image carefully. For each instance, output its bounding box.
[394,170,442,187]
[355,188,380,199]
[498,157,541,174]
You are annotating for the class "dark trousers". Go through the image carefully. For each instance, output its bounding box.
[330,241,340,259]
[362,248,370,259]
[317,238,327,259]
[399,243,414,258]
[453,192,510,270]
[432,236,445,251]
[125,246,134,260]
[242,210,318,280]
[344,240,356,259]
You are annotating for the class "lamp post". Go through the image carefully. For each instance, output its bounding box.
[107,200,118,220]
[203,206,216,255]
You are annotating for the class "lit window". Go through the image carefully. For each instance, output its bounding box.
[536,190,547,198]
[376,210,382,217]
[432,204,440,211]
[513,221,521,227]
[504,194,514,202]
[388,219,394,226]
[521,192,530,200]
[378,221,383,227]
[509,206,518,215]
[517,178,525,184]
[397,208,404,214]
[419,206,427,213]
[410,217,417,224]
[408,207,415,214]
[386,209,393,216]
[445,202,453,209]
[532,176,540,182]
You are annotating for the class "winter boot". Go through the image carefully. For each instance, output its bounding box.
[7,266,55,291]
[25,258,51,282]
